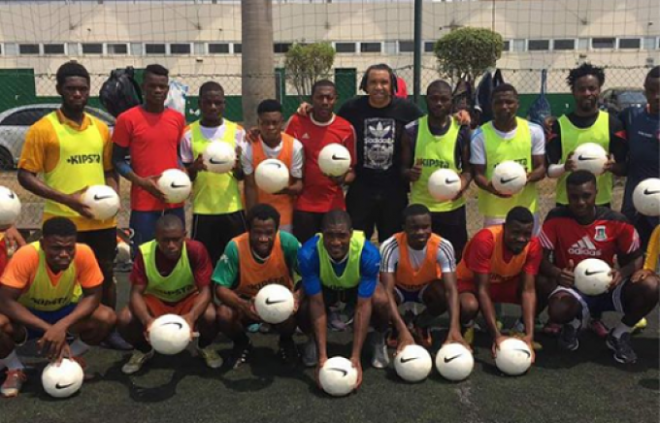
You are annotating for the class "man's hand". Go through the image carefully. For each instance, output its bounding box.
[350,356,363,391]
[143,317,156,343]
[38,322,69,361]
[297,102,313,117]
[241,299,261,322]
[450,174,470,201]
[491,334,507,359]
[233,146,243,171]
[395,330,415,354]
[139,175,167,202]
[608,268,624,290]
[522,334,536,363]
[66,187,95,219]
[558,259,576,288]
[445,329,471,351]
[487,181,512,198]
[602,154,616,174]
[407,159,423,182]
[564,152,578,172]
[454,110,471,126]
[315,356,328,390]
[189,154,208,173]
[182,312,196,339]
[245,128,260,144]
[631,269,653,283]
[3,226,26,251]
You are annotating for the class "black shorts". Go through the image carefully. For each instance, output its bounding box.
[293,210,325,244]
[431,206,468,262]
[77,227,117,283]
[192,211,247,265]
[346,179,408,243]
[322,285,359,308]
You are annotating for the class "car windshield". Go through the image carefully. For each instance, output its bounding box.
[618,91,646,104]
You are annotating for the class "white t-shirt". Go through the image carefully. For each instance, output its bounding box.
[180,122,247,163]
[379,235,456,274]
[469,121,546,165]
[241,138,304,178]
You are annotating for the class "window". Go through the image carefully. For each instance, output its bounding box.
[0,108,53,126]
[384,41,397,55]
[502,41,510,52]
[424,41,435,52]
[528,40,550,51]
[145,44,166,55]
[43,44,65,55]
[335,42,356,53]
[399,41,414,53]
[82,43,103,54]
[577,38,590,50]
[130,43,143,56]
[3,43,18,56]
[233,43,242,54]
[643,37,657,50]
[274,43,291,53]
[511,39,525,52]
[553,39,575,51]
[592,38,615,49]
[209,43,230,54]
[193,42,205,55]
[619,38,641,49]
[107,44,128,55]
[360,42,381,53]
[170,43,191,55]
[19,44,39,55]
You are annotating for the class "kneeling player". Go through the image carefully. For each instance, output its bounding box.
[457,207,541,357]
[0,218,116,397]
[118,215,220,374]
[214,204,302,369]
[538,170,659,364]
[380,204,466,349]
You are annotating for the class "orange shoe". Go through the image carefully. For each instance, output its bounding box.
[1,369,27,398]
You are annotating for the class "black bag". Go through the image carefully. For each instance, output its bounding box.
[99,67,142,118]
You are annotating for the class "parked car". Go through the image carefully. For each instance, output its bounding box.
[0,104,115,170]
[599,87,646,115]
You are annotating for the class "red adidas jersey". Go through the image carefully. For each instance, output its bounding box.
[285,114,356,213]
[539,206,641,268]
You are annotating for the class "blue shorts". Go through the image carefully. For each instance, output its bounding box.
[551,279,627,326]
[24,303,78,340]
[394,285,428,304]
[129,208,185,251]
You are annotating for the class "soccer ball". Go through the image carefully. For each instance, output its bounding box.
[254,284,295,324]
[318,143,351,177]
[0,186,21,227]
[203,142,236,174]
[495,338,533,376]
[319,356,358,397]
[492,161,527,195]
[572,143,608,176]
[81,185,120,220]
[632,178,660,217]
[574,258,612,296]
[149,314,191,355]
[255,159,289,194]
[435,343,474,382]
[394,344,432,383]
[157,169,192,203]
[42,358,84,398]
[428,169,462,201]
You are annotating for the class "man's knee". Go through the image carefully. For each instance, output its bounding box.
[548,292,580,324]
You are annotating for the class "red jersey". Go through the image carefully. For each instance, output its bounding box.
[285,114,356,212]
[539,206,641,268]
[112,106,186,212]
[0,238,7,275]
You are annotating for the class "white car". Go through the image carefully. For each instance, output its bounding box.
[0,104,115,170]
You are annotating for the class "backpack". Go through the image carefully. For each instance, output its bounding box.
[99,67,143,118]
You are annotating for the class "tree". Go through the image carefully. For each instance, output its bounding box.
[284,42,336,100]
[433,27,503,82]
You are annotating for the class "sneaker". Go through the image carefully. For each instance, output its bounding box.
[386,330,399,349]
[102,330,133,351]
[606,331,637,364]
[1,369,27,398]
[589,318,609,339]
[197,345,223,369]
[371,332,390,369]
[558,323,580,352]
[278,338,300,367]
[633,317,647,334]
[228,341,252,369]
[412,325,432,349]
[246,323,261,333]
[121,349,155,375]
[302,338,318,368]
[462,325,475,346]
[328,308,348,332]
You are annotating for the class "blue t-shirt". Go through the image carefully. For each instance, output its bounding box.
[298,234,380,298]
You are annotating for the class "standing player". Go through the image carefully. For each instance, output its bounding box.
[286,80,356,244]
[538,171,659,364]
[0,218,117,397]
[112,64,187,247]
[471,84,546,232]
[214,204,301,368]
[243,100,304,233]
[379,204,465,349]
[118,215,221,374]
[402,80,472,257]
[181,81,247,265]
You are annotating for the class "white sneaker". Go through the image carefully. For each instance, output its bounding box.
[302,338,318,368]
[371,332,390,369]
[197,345,223,369]
[122,349,155,375]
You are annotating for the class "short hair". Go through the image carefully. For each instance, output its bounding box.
[321,209,352,231]
[198,81,224,97]
[359,63,398,94]
[426,80,452,96]
[402,204,431,223]
[247,203,280,230]
[505,206,534,226]
[311,79,336,96]
[257,99,282,115]
[492,83,518,97]
[42,217,77,239]
[144,64,169,78]
[646,66,660,80]
[566,169,597,187]
[56,61,90,86]
[155,214,184,233]
[567,63,605,90]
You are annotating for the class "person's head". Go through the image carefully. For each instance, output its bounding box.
[310,80,337,122]
[56,61,90,113]
[198,81,225,124]
[425,80,453,121]
[491,83,519,125]
[360,64,397,107]
[40,217,77,272]
[154,215,186,261]
[142,64,170,108]
[247,204,280,258]
[402,204,433,250]
[566,170,597,220]
[321,209,353,261]
[503,207,534,254]
[257,99,283,143]
[567,63,605,114]
[644,66,660,114]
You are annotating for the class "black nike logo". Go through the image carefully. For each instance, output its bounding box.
[331,154,349,161]
[8,192,15,199]
[400,356,418,364]
[584,269,606,276]
[500,177,518,184]
[55,382,74,389]
[644,189,660,195]
[515,349,531,358]
[266,162,282,168]
[443,355,462,363]
[265,298,286,306]
[329,368,348,377]
[93,194,113,201]
[162,322,183,329]
[445,178,459,184]
[209,158,228,165]
[170,183,188,189]
[578,155,597,161]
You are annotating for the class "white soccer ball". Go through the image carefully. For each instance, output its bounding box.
[435,343,474,382]
[254,284,295,324]
[157,169,192,203]
[394,344,432,383]
[574,258,612,296]
[149,314,191,355]
[633,178,660,217]
[203,142,236,174]
[0,186,21,227]
[318,143,351,177]
[81,185,120,220]
[572,143,608,176]
[492,161,527,195]
[428,169,462,201]
[495,338,533,376]
[255,159,289,194]
[319,356,358,397]
[42,358,84,398]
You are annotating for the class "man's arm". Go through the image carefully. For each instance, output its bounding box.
[215,285,260,322]
[527,155,546,184]
[128,283,154,329]
[441,272,465,345]
[520,272,537,350]
[0,285,51,333]
[244,173,258,212]
[17,169,94,219]
[380,272,414,350]
[457,129,473,195]
[400,125,420,182]
[112,144,166,202]
[605,115,628,177]
[310,291,328,368]
[472,164,511,198]
[474,273,502,343]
